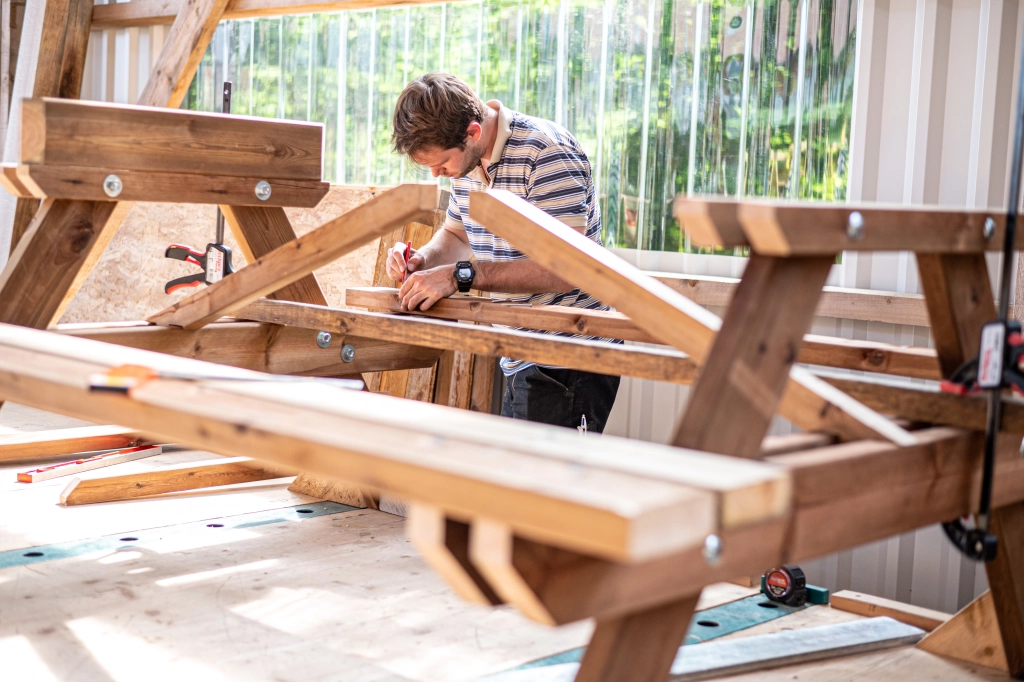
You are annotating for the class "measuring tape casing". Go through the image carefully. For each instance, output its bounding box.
[763,564,808,607]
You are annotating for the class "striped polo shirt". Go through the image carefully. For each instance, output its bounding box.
[445,101,614,376]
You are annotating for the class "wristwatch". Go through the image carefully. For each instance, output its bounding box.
[453,261,475,293]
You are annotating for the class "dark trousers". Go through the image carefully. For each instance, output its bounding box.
[500,365,621,434]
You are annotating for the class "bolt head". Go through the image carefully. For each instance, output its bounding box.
[702,534,722,566]
[846,211,864,241]
[984,217,996,241]
[103,174,123,198]
[316,331,332,348]
[254,180,272,201]
[341,344,355,363]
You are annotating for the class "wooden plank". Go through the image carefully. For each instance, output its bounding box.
[57,321,441,376]
[470,354,497,413]
[13,163,330,207]
[21,98,325,181]
[576,593,700,682]
[148,183,438,329]
[468,190,915,445]
[433,349,474,409]
[91,0,476,29]
[666,617,925,680]
[0,323,792,563]
[917,591,1009,672]
[0,425,145,462]
[59,456,295,505]
[820,372,1024,434]
[672,255,834,457]
[137,0,231,110]
[831,590,951,632]
[347,287,941,380]
[619,272,930,328]
[674,196,1011,255]
[237,300,700,385]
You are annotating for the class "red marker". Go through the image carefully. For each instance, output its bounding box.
[402,241,412,283]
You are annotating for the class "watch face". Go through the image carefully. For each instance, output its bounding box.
[457,267,473,280]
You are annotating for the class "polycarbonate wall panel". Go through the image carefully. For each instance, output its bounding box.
[183,0,859,251]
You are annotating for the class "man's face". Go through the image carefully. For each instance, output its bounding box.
[411,122,484,179]
[412,145,482,179]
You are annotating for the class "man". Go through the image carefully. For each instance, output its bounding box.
[388,73,620,433]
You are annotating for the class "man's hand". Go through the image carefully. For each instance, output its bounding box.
[399,264,457,311]
[385,241,426,282]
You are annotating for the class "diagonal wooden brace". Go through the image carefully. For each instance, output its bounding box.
[468,190,914,447]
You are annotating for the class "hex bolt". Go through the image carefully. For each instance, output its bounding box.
[984,217,996,241]
[254,180,272,201]
[341,344,356,363]
[316,331,332,348]
[702,534,722,566]
[846,211,864,241]
[103,174,123,198]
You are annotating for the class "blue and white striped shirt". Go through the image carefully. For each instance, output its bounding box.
[445,102,614,375]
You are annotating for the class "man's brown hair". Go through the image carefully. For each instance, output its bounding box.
[392,73,484,156]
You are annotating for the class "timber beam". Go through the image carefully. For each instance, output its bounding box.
[653,272,931,327]
[90,0,460,29]
[0,425,147,462]
[6,98,330,206]
[56,320,442,376]
[346,287,940,379]
[674,197,1013,255]
[237,299,699,384]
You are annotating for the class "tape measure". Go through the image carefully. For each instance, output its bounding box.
[762,564,808,607]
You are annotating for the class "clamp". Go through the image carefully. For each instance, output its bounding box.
[163,242,235,294]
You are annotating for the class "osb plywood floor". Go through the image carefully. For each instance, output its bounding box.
[61,185,383,325]
[0,404,1011,682]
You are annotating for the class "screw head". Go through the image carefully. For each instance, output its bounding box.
[846,211,864,241]
[341,344,355,363]
[254,180,272,201]
[103,174,123,198]
[316,331,332,348]
[984,217,996,241]
[702,534,722,566]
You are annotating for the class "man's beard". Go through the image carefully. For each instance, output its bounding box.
[455,145,484,178]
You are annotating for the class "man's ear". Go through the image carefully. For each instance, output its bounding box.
[465,120,483,143]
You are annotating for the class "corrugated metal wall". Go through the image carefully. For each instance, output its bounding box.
[80,0,1023,614]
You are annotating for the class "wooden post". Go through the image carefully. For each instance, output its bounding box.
[917,253,1024,676]
[673,255,834,456]
[576,594,700,682]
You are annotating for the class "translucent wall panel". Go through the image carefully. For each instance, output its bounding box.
[186,0,859,251]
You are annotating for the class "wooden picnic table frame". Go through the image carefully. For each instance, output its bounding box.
[0,0,1022,679]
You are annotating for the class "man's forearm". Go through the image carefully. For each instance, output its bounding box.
[474,259,575,294]
[419,226,473,269]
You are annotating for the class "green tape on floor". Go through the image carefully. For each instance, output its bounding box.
[513,593,809,671]
[0,500,358,570]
